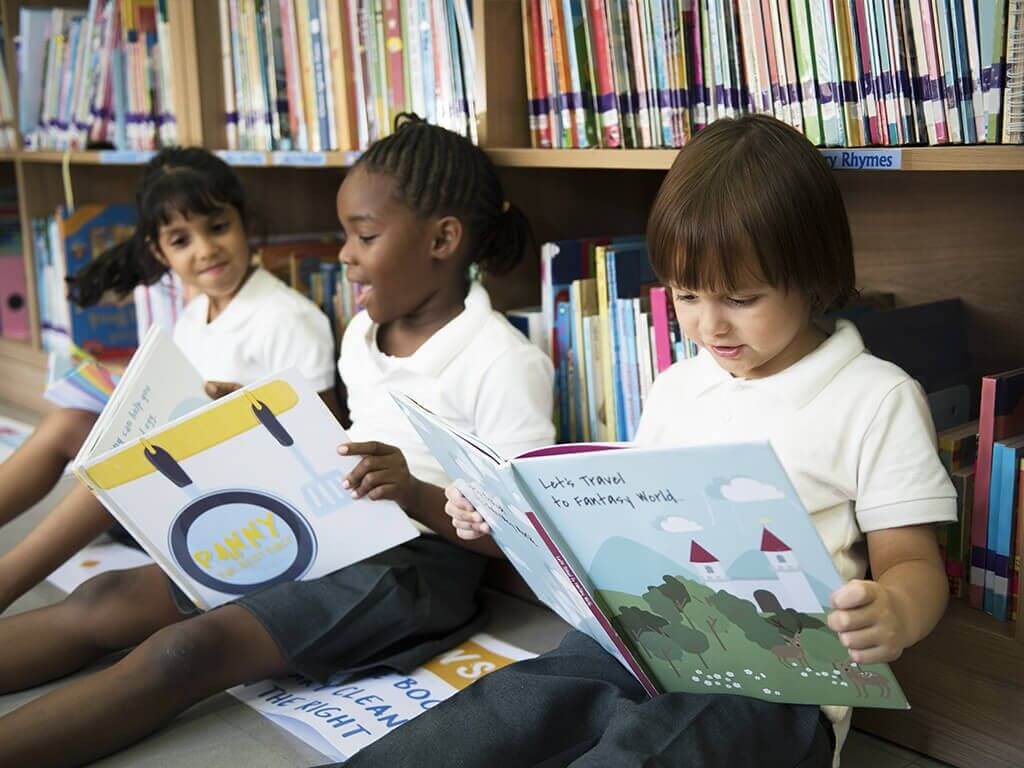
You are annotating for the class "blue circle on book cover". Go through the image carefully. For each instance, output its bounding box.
[169,490,316,594]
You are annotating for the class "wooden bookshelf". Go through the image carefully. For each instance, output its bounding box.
[0,3,1022,767]
[488,145,1024,171]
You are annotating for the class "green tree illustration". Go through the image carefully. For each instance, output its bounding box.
[638,631,684,676]
[665,623,711,668]
[764,608,826,639]
[643,586,685,626]
[707,591,781,651]
[661,575,693,612]
[616,605,669,641]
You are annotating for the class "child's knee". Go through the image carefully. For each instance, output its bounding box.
[67,569,139,617]
[135,616,234,685]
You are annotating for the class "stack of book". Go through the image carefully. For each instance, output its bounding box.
[967,368,1024,623]
[217,0,478,151]
[18,1,178,151]
[538,237,697,443]
[523,0,1024,148]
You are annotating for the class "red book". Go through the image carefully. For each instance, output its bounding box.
[528,0,553,148]
[970,368,1024,608]
[586,0,621,147]
[382,0,406,122]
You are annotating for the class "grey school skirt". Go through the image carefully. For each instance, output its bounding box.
[171,535,489,683]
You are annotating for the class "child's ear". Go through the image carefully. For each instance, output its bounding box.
[430,216,463,262]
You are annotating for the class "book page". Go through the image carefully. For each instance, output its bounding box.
[74,326,209,464]
[391,394,655,694]
[510,442,909,709]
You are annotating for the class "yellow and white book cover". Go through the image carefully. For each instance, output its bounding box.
[74,368,419,610]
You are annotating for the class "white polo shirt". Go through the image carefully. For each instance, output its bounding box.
[634,318,956,761]
[340,282,555,500]
[173,268,335,391]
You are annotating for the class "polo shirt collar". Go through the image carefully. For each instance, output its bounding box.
[693,318,865,408]
[363,281,492,376]
[188,267,269,332]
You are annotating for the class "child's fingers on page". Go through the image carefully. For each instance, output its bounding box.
[366,483,398,501]
[352,469,392,497]
[848,645,899,665]
[837,624,891,652]
[826,605,875,634]
[444,484,464,502]
[340,440,394,457]
[830,579,875,611]
[343,456,382,489]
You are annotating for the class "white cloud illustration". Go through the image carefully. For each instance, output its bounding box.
[658,515,704,533]
[720,477,784,502]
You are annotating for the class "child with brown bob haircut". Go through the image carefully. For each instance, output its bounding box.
[344,114,956,768]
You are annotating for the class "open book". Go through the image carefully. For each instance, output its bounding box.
[394,394,908,710]
[72,328,419,610]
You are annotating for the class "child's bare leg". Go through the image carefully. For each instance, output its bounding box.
[0,484,114,611]
[0,408,96,527]
[0,603,288,768]
[0,564,183,692]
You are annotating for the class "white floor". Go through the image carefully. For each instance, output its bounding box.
[0,402,952,767]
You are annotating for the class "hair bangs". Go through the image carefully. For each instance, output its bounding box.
[649,178,769,295]
[138,166,244,243]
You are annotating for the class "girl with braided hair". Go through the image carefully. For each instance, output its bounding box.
[0,117,554,767]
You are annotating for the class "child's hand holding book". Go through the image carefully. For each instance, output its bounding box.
[340,441,421,512]
[444,485,489,540]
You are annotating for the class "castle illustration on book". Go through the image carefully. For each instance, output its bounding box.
[394,394,908,710]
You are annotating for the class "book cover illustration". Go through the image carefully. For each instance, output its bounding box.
[76,369,419,610]
[61,204,139,358]
[395,394,908,709]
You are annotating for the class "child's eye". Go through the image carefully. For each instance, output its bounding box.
[168,236,188,249]
[727,296,758,307]
[359,235,378,245]
[673,292,697,303]
[209,220,228,232]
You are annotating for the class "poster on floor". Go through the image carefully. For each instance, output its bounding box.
[229,633,535,761]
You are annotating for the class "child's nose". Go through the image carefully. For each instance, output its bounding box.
[700,304,730,336]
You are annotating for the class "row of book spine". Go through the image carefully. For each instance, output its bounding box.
[959,368,1024,623]
[524,0,1024,148]
[536,237,697,444]
[17,1,177,151]
[219,0,478,152]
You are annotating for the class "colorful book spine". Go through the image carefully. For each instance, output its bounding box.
[971,369,1024,609]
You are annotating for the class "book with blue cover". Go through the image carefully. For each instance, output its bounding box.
[59,204,139,359]
[394,393,908,709]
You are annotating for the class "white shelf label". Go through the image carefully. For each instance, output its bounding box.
[820,149,902,170]
[216,150,268,166]
[98,150,157,165]
[271,151,328,167]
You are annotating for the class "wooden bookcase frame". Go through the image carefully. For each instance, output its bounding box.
[0,2,1021,765]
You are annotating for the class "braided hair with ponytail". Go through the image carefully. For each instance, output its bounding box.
[354,113,533,277]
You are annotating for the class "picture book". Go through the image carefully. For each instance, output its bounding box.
[59,204,139,358]
[43,344,120,413]
[394,394,908,709]
[72,328,419,611]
